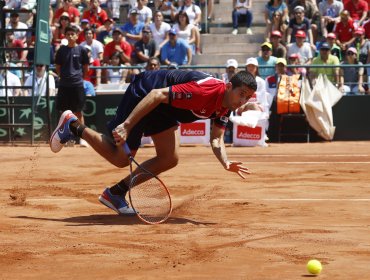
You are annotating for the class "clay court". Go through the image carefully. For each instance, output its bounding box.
[1,142,369,279]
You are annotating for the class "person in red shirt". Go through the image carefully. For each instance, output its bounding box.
[5,31,27,65]
[344,0,368,27]
[53,0,80,26]
[84,45,101,88]
[334,10,356,54]
[82,0,108,30]
[103,28,132,64]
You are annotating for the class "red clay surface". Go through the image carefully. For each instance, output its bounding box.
[1,142,370,279]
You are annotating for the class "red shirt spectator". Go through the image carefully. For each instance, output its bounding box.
[82,0,108,29]
[5,31,26,62]
[363,20,370,39]
[103,29,132,64]
[53,1,80,26]
[77,19,96,44]
[334,16,355,43]
[344,0,368,24]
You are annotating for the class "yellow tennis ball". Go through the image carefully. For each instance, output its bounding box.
[307,259,322,275]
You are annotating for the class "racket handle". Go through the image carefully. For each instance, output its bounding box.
[123,142,132,156]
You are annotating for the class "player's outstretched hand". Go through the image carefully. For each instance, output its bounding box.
[113,123,129,146]
[226,161,251,179]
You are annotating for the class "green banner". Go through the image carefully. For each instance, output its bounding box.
[35,0,50,65]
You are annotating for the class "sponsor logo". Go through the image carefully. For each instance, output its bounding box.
[180,122,206,136]
[237,125,262,140]
[105,108,117,116]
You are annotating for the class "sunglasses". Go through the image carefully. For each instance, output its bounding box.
[347,52,356,55]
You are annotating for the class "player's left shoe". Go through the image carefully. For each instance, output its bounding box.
[49,110,78,153]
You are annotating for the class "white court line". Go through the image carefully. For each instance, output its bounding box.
[27,198,83,201]
[284,162,370,164]
[239,154,369,157]
[173,198,370,202]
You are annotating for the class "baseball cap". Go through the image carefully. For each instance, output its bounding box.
[347,47,357,54]
[276,58,287,66]
[261,42,272,49]
[81,19,89,24]
[60,12,70,18]
[288,53,300,59]
[112,28,123,34]
[142,26,151,33]
[355,27,365,35]
[320,42,331,50]
[245,57,258,66]
[169,28,177,35]
[226,59,238,68]
[327,33,336,39]
[295,30,306,38]
[271,30,282,38]
[130,9,139,15]
[294,5,305,13]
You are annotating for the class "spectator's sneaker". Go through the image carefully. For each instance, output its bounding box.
[247,28,253,35]
[231,29,238,35]
[99,188,136,215]
[49,110,78,153]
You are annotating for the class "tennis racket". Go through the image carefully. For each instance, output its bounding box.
[123,143,172,224]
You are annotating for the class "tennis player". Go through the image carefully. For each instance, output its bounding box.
[50,70,258,215]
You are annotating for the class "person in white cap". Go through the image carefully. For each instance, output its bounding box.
[222,59,239,83]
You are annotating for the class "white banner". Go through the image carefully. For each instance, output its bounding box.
[179,120,210,145]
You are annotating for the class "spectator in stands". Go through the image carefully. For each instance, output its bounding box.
[133,25,160,66]
[80,28,104,61]
[352,27,370,66]
[103,28,132,65]
[52,12,71,52]
[265,58,287,110]
[82,0,108,30]
[287,53,307,76]
[175,0,202,54]
[155,0,177,24]
[257,42,277,79]
[231,0,253,35]
[97,18,115,45]
[339,47,366,95]
[222,59,239,83]
[245,57,267,100]
[106,52,128,84]
[121,9,145,47]
[84,45,101,88]
[6,12,28,43]
[344,0,368,28]
[145,56,161,71]
[287,30,313,65]
[269,30,287,58]
[172,11,198,55]
[325,33,342,61]
[265,10,288,41]
[309,42,340,85]
[334,10,355,55]
[77,19,96,44]
[137,0,153,25]
[318,0,343,39]
[53,0,81,26]
[5,30,27,66]
[84,80,96,96]
[264,0,289,42]
[160,28,192,66]
[24,64,56,96]
[0,69,21,97]
[286,6,315,49]
[149,10,171,49]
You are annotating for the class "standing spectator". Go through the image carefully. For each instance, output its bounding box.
[54,25,90,147]
[103,28,132,65]
[121,9,145,47]
[53,0,80,26]
[257,42,278,79]
[145,56,161,71]
[137,0,153,25]
[84,45,101,88]
[231,0,253,35]
[160,28,192,66]
[339,47,366,94]
[6,12,28,43]
[286,6,314,49]
[318,0,343,38]
[149,10,171,50]
[266,10,288,41]
[97,18,115,45]
[82,0,108,30]
[334,10,355,55]
[287,30,313,65]
[0,69,21,97]
[80,28,104,61]
[24,64,56,96]
[264,0,289,42]
[172,11,198,55]
[222,59,239,83]
[309,42,340,85]
[133,26,160,65]
[344,0,368,28]
[269,30,287,58]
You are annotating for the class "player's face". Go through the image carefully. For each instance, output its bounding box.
[224,83,255,111]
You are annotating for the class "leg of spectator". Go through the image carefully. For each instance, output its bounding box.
[195,27,202,54]
[246,10,253,35]
[232,9,239,35]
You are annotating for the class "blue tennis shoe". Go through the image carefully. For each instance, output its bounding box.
[49,110,78,153]
[99,188,136,215]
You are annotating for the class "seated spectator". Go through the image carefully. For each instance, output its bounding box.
[269,30,287,58]
[245,57,267,107]
[80,28,104,61]
[106,52,127,84]
[52,12,71,52]
[82,0,108,30]
[334,10,355,55]
[5,31,27,66]
[84,45,101,88]
[84,80,96,96]
[6,12,28,43]
[77,19,94,44]
[137,0,153,25]
[160,28,192,66]
[155,0,177,24]
[318,0,343,38]
[222,59,239,83]
[286,6,315,49]
[352,27,370,66]
[287,30,313,65]
[339,47,366,95]
[266,10,288,41]
[0,69,21,97]
[344,0,368,28]
[231,0,253,35]
[97,18,115,45]
[309,42,340,85]
[53,0,80,27]
[121,9,145,47]
[257,42,277,79]
[103,28,132,65]
[149,10,171,49]
[264,0,289,42]
[133,25,159,67]
[24,64,56,96]
[325,33,342,61]
[172,11,198,55]
[287,53,307,76]
[145,56,161,71]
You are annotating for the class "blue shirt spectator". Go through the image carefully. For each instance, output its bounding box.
[160,28,192,66]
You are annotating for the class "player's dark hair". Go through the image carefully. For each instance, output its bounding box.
[230,70,257,91]
[65,25,79,34]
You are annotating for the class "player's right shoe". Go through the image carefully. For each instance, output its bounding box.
[49,110,78,153]
[99,188,136,215]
